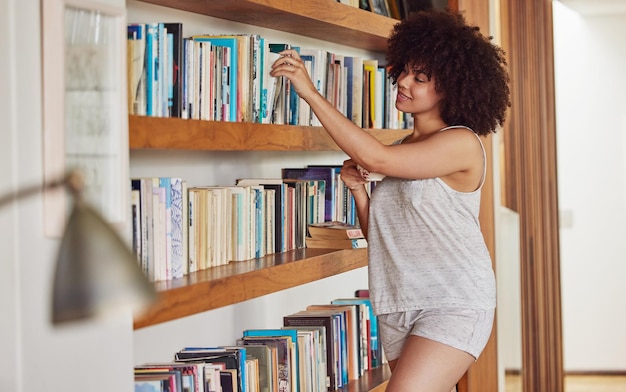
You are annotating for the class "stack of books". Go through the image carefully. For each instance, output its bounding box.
[305,221,367,249]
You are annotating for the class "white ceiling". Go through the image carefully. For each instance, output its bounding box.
[558,0,626,15]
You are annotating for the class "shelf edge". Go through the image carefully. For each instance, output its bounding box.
[133,248,368,329]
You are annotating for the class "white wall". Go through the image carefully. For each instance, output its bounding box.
[553,1,626,371]
[0,0,137,391]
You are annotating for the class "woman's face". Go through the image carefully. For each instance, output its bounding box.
[395,64,443,117]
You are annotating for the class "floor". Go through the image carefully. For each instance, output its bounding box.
[370,375,626,392]
[505,374,626,392]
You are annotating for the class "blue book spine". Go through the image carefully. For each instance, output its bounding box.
[145,23,154,116]
[157,23,166,117]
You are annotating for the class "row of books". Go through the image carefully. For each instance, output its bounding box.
[130,166,375,282]
[134,293,384,392]
[337,0,444,20]
[126,23,414,129]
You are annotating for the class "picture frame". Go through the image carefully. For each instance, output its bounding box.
[42,0,128,237]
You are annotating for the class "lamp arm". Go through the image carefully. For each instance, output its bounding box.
[0,171,83,208]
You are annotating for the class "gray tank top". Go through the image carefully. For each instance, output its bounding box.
[367,126,496,315]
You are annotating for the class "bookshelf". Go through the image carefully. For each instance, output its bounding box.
[129,0,410,329]
[129,1,404,391]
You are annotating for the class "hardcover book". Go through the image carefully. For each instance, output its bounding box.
[305,236,367,249]
[127,24,146,116]
[175,346,247,392]
[164,23,183,117]
[239,343,273,392]
[307,221,364,240]
[242,331,297,392]
[283,311,342,390]
[268,43,291,124]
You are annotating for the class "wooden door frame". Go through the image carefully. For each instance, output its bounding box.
[456,1,564,391]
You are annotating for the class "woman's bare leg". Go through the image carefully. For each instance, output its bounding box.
[385,335,474,392]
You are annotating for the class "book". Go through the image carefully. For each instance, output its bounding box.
[307,221,364,240]
[130,179,142,263]
[282,325,328,392]
[288,46,301,125]
[331,297,381,369]
[164,23,183,117]
[268,43,291,124]
[282,179,309,249]
[136,362,200,392]
[175,346,247,392]
[343,55,363,127]
[220,368,238,392]
[134,365,183,392]
[235,178,286,253]
[363,59,379,128]
[283,311,341,390]
[127,24,146,116]
[307,304,360,381]
[329,300,369,374]
[305,236,368,249]
[281,166,336,222]
[242,330,297,392]
[159,177,173,280]
[204,363,225,392]
[239,343,273,392]
[191,35,239,122]
[298,48,328,126]
[169,177,185,278]
[134,372,177,392]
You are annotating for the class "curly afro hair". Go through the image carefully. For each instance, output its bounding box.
[386,9,511,135]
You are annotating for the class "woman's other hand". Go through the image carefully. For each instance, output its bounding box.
[340,159,368,191]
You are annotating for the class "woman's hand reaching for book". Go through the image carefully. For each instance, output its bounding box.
[270,49,319,101]
[341,159,368,191]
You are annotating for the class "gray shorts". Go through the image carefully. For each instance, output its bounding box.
[377,307,495,361]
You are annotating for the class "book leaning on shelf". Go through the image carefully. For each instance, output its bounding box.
[306,221,367,249]
[305,236,367,249]
[307,221,364,239]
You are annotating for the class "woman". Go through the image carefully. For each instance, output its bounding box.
[271,8,510,392]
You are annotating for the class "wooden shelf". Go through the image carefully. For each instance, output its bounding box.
[136,0,397,52]
[134,248,368,329]
[129,115,411,151]
[341,365,391,392]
